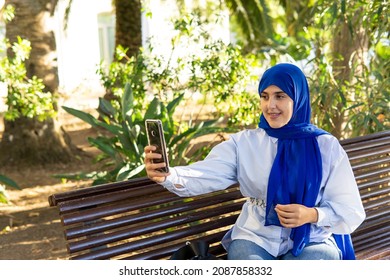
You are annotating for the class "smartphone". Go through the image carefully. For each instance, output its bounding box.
[145,119,169,173]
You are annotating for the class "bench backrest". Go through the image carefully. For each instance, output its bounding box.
[48,130,390,260]
[342,131,390,259]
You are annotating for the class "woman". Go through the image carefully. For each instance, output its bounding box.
[144,63,365,260]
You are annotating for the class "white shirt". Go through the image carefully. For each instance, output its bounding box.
[160,128,366,257]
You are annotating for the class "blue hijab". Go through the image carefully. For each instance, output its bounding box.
[258,63,354,259]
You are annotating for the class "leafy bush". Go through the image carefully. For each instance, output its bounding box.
[59,83,228,185]
[302,1,390,138]
[98,12,261,128]
[0,36,55,122]
[309,55,389,138]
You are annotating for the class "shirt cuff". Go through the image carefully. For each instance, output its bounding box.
[158,168,190,196]
[159,177,175,189]
[315,207,326,225]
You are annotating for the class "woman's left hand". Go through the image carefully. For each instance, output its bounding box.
[274,204,318,228]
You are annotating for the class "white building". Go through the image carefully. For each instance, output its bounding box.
[1,0,230,111]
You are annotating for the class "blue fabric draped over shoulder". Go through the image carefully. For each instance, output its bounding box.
[257,63,354,259]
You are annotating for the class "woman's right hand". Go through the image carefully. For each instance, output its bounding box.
[144,145,170,183]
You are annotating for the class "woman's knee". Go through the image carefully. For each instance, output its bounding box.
[227,239,275,260]
[282,242,341,260]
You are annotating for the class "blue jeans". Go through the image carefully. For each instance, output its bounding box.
[227,239,341,260]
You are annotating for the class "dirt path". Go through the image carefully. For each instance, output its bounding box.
[0,84,107,259]
[0,181,85,259]
[0,109,103,259]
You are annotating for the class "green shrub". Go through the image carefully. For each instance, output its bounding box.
[0,37,55,122]
[59,83,228,185]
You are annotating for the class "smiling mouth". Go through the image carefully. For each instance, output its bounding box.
[268,112,281,119]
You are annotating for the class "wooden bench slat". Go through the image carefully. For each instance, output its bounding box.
[361,195,390,213]
[342,136,390,152]
[354,235,390,254]
[58,184,166,213]
[351,157,389,172]
[121,231,227,260]
[354,166,390,181]
[352,215,389,236]
[62,187,241,226]
[71,214,239,260]
[339,130,390,145]
[358,178,389,192]
[363,212,390,228]
[48,177,155,206]
[61,192,178,226]
[68,202,243,253]
[352,224,390,246]
[65,190,243,239]
[67,197,242,247]
[359,185,390,201]
[347,147,390,161]
[355,246,390,260]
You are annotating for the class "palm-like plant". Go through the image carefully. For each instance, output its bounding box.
[59,83,227,184]
[223,0,276,52]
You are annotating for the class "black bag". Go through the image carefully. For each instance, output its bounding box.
[170,241,221,260]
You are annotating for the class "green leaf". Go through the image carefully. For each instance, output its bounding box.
[96,121,123,135]
[117,164,145,181]
[341,0,346,14]
[122,82,134,118]
[63,105,123,135]
[169,118,223,147]
[130,124,141,139]
[98,97,117,117]
[375,40,390,60]
[0,175,21,190]
[0,186,9,204]
[118,122,134,152]
[62,106,99,127]
[88,137,118,159]
[144,97,162,119]
[346,102,364,111]
[167,93,185,114]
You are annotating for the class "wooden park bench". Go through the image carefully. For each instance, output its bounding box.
[48,130,390,260]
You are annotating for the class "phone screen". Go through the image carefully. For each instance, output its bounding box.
[145,119,169,173]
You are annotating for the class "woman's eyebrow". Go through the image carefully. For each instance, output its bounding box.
[261,90,286,94]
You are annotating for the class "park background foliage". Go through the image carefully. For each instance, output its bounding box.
[0,0,389,189]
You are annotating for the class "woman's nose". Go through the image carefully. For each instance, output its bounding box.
[268,97,276,108]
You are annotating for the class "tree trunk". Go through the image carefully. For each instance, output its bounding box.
[5,0,59,93]
[103,0,143,103]
[331,10,369,139]
[1,0,80,165]
[114,0,142,59]
[0,117,79,165]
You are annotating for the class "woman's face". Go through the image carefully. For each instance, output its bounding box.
[260,85,294,128]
